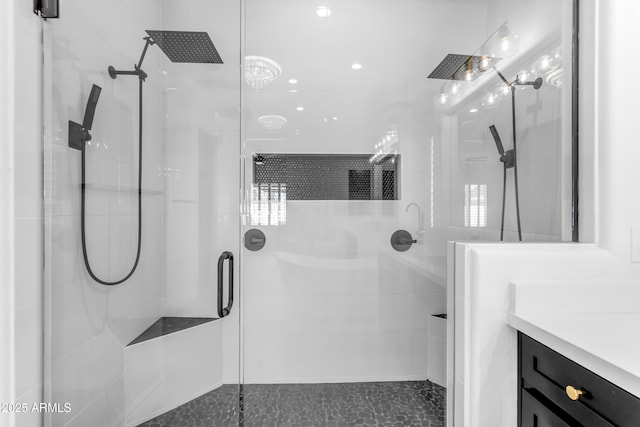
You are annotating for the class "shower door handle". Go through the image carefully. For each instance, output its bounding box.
[217,251,234,318]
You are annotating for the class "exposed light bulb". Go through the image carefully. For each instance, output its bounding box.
[316,6,331,17]
[288,78,298,84]
[534,54,558,74]
[444,81,464,101]
[436,92,449,107]
[540,56,551,70]
[351,63,362,70]
[553,46,562,59]
[296,106,304,111]
[490,27,518,58]
[465,68,474,82]
[517,70,530,83]
[480,56,491,71]
[481,91,499,109]
[500,37,511,53]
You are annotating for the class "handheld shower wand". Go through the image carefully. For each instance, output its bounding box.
[489,124,516,241]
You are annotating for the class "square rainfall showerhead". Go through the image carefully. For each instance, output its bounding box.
[427,54,498,80]
[145,30,223,64]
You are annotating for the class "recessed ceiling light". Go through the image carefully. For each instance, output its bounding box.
[258,115,288,130]
[332,116,338,120]
[288,89,299,93]
[351,63,362,70]
[288,78,298,84]
[316,6,331,18]
[296,106,305,111]
[469,108,478,113]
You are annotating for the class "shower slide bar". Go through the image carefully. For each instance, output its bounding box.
[217,251,234,318]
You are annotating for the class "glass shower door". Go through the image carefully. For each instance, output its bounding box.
[43,0,242,425]
[241,1,448,424]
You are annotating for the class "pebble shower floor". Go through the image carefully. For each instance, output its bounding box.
[140,381,446,427]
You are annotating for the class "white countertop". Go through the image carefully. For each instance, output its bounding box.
[507,281,640,398]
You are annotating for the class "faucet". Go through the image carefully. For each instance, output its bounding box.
[405,203,424,235]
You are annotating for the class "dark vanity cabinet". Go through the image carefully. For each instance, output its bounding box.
[518,333,640,427]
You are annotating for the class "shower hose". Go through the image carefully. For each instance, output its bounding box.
[80,79,143,285]
[510,86,523,242]
[499,88,523,242]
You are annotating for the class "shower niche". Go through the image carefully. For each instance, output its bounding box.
[252,153,400,201]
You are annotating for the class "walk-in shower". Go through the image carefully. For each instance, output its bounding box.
[42,1,577,426]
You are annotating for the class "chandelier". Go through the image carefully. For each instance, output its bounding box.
[244,56,282,90]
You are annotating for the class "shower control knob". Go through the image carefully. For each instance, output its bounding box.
[245,229,266,251]
[391,230,417,252]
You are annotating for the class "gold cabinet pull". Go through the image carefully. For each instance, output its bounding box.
[566,385,586,401]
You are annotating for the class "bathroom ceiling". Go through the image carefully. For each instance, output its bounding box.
[161,0,490,145]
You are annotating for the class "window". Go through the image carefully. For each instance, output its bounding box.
[464,184,487,227]
[250,183,287,226]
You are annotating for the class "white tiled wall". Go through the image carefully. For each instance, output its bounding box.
[597,0,640,275]
[159,0,241,384]
[240,0,575,387]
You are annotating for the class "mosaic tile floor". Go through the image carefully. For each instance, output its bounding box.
[140,381,445,427]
